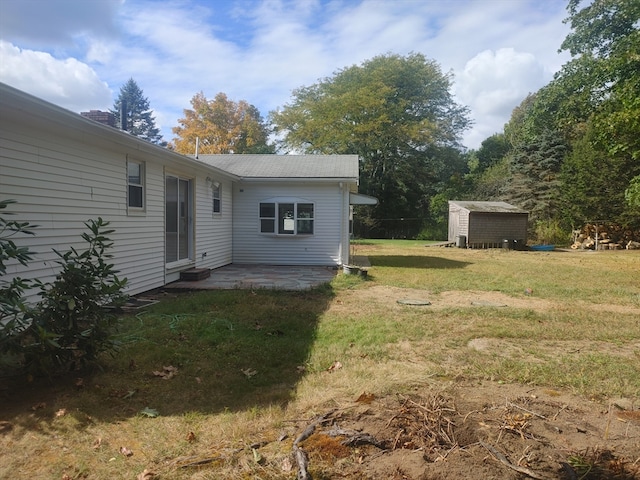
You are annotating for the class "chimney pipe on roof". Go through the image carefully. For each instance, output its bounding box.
[195,137,199,159]
[120,100,127,131]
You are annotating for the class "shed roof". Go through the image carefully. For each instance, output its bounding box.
[197,154,359,180]
[449,201,528,214]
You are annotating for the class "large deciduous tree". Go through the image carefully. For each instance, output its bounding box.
[538,0,639,153]
[270,53,471,238]
[489,0,639,228]
[111,78,164,145]
[172,92,273,154]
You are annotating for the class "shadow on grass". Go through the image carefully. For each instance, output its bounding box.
[368,255,472,269]
[0,285,335,426]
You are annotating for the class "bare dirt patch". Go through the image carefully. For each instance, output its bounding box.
[468,337,640,361]
[317,284,640,479]
[284,382,640,480]
[330,285,554,313]
[332,285,640,316]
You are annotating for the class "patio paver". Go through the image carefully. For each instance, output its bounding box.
[167,264,338,291]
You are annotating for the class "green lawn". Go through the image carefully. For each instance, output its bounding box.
[1,242,638,479]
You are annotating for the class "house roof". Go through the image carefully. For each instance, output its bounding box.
[449,201,528,214]
[0,82,237,181]
[197,154,359,180]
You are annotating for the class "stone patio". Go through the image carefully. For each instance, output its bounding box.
[167,264,338,291]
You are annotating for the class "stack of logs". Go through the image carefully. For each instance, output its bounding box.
[571,223,640,250]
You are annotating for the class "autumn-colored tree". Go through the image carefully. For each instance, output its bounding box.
[172,92,273,154]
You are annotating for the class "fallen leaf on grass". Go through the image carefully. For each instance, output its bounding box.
[356,392,376,404]
[327,361,343,373]
[153,365,178,380]
[93,438,103,449]
[281,456,293,472]
[55,408,67,417]
[137,469,156,479]
[252,448,265,464]
[122,390,136,399]
[186,431,196,442]
[296,365,306,373]
[139,407,160,418]
[120,446,134,457]
[241,368,258,379]
[0,421,13,433]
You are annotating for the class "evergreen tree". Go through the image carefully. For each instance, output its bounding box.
[111,78,165,145]
[504,130,567,225]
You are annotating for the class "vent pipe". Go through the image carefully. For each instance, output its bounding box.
[195,137,199,159]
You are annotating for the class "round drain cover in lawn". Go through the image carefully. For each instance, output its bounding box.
[397,299,431,306]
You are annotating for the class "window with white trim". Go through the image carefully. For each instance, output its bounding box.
[260,201,314,235]
[127,161,145,209]
[212,182,221,214]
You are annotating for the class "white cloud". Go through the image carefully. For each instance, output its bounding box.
[457,48,545,146]
[0,0,121,47]
[0,41,112,113]
[0,0,574,148]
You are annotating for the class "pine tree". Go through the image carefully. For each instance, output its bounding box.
[111,78,165,145]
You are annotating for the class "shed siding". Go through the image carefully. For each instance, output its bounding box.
[232,182,345,265]
[467,213,528,245]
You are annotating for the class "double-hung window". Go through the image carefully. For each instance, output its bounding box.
[212,182,221,214]
[127,161,145,210]
[260,201,314,235]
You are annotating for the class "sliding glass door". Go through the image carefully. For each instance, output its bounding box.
[165,175,192,263]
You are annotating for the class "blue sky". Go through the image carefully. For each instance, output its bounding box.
[0,0,573,149]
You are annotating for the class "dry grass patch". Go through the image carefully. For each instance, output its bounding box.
[1,243,639,479]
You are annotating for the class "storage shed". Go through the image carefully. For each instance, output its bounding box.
[448,201,528,249]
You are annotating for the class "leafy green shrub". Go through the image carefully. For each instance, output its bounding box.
[26,218,128,374]
[1,213,128,376]
[533,219,570,246]
[0,200,36,362]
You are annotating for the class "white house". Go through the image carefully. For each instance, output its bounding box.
[0,83,364,298]
[198,154,359,266]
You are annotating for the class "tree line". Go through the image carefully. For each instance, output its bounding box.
[114,0,639,240]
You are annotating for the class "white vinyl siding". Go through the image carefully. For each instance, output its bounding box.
[194,176,232,270]
[0,129,166,301]
[1,107,234,299]
[232,182,345,265]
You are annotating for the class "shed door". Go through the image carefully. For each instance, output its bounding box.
[165,176,193,263]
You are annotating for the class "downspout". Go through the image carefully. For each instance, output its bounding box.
[338,182,344,265]
[340,182,347,265]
